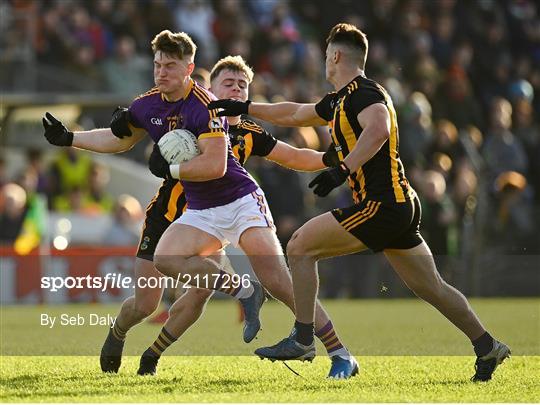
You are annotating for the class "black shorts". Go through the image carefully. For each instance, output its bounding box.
[136,179,186,261]
[331,194,423,253]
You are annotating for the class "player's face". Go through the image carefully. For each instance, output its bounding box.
[153,51,194,97]
[210,70,249,102]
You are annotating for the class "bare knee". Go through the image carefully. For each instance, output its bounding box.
[286,230,319,259]
[154,254,186,277]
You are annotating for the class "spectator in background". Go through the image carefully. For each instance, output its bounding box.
[399,91,433,168]
[54,186,85,213]
[420,170,458,257]
[84,162,114,214]
[428,119,465,178]
[482,97,528,185]
[67,45,105,93]
[102,35,151,96]
[174,0,216,67]
[433,64,482,130]
[145,0,176,41]
[49,148,93,206]
[0,183,27,243]
[512,98,540,202]
[24,149,48,195]
[53,163,113,215]
[70,5,107,60]
[488,171,535,252]
[191,67,210,89]
[104,194,143,246]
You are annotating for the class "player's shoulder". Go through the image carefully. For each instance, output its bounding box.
[347,76,387,109]
[190,81,216,108]
[238,118,265,134]
[133,86,161,102]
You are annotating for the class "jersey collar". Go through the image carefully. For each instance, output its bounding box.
[160,79,194,103]
[337,74,363,97]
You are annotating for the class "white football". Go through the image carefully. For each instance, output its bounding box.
[157,129,200,164]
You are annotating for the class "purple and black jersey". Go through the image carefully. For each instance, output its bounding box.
[129,80,258,209]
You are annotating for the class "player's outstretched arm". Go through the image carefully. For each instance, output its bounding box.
[208,99,326,127]
[42,111,145,153]
[266,141,339,172]
[72,127,145,153]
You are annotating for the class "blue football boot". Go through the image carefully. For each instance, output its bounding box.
[327,355,359,379]
[239,281,266,343]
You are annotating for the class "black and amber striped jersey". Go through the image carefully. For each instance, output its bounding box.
[315,75,415,204]
[229,119,278,165]
[144,118,277,225]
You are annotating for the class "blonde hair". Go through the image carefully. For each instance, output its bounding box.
[210,55,254,83]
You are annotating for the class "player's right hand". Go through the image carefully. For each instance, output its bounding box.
[110,107,132,138]
[208,99,251,117]
[148,144,172,179]
[42,112,73,146]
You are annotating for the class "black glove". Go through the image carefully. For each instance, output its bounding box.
[308,163,350,197]
[42,112,73,146]
[322,143,340,167]
[110,107,132,138]
[207,99,251,117]
[148,144,172,179]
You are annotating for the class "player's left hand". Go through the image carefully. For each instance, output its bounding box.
[42,112,73,146]
[110,107,132,138]
[148,144,172,179]
[308,163,350,197]
[208,99,251,117]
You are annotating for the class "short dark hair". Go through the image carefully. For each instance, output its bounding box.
[326,23,368,68]
[151,30,196,60]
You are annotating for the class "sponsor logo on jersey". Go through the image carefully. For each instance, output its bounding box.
[151,117,163,125]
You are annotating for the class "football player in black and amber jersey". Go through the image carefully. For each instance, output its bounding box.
[137,55,358,378]
[210,24,510,382]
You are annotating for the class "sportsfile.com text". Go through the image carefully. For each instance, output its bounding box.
[40,273,252,292]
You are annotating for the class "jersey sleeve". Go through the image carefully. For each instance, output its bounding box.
[242,120,278,157]
[349,86,386,115]
[128,97,146,129]
[192,107,227,140]
[315,92,337,121]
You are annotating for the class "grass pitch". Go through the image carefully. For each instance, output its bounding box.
[1,298,539,402]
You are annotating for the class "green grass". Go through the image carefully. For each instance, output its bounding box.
[1,298,539,402]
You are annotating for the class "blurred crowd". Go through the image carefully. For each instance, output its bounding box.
[1,0,539,295]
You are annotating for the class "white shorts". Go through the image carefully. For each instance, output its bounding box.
[174,188,275,248]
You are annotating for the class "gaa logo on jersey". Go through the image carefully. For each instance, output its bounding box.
[208,117,223,130]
